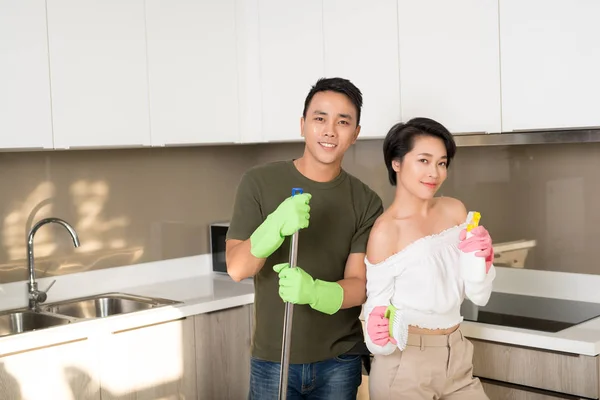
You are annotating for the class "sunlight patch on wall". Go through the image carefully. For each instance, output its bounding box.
[2,181,56,261]
[70,180,130,254]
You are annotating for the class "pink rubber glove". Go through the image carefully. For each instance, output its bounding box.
[367,306,397,346]
[458,225,494,273]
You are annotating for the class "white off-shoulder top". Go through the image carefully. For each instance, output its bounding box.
[364,222,496,355]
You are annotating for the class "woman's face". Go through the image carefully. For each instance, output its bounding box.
[394,135,449,200]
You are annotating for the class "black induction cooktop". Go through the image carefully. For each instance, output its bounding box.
[461,292,600,333]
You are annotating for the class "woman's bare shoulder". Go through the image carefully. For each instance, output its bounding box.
[366,212,399,265]
[435,196,468,224]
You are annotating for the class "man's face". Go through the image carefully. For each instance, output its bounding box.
[300,90,360,166]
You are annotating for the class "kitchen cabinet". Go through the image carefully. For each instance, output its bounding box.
[195,304,253,399]
[323,0,401,139]
[257,0,324,143]
[98,317,197,400]
[471,338,598,399]
[481,380,584,400]
[499,0,600,132]
[0,338,100,400]
[397,0,502,135]
[145,0,240,146]
[0,305,252,400]
[0,0,53,150]
[47,0,151,149]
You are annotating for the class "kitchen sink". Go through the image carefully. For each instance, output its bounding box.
[0,310,72,337]
[42,293,181,319]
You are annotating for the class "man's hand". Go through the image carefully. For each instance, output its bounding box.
[273,263,316,305]
[250,193,311,259]
[273,263,343,315]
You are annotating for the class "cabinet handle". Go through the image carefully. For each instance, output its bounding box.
[512,125,600,133]
[156,141,237,147]
[61,144,148,150]
[451,131,489,136]
[0,146,47,151]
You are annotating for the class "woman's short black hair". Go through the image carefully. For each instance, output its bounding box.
[383,117,457,186]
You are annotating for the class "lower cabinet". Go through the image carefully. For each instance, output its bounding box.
[0,338,100,400]
[481,380,585,400]
[98,317,197,399]
[195,304,253,399]
[0,304,254,400]
[472,338,599,400]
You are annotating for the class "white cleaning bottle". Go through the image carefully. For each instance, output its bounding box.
[459,211,487,283]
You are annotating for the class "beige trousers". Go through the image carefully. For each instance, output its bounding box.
[369,329,489,400]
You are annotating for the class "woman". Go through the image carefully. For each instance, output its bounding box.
[364,117,495,399]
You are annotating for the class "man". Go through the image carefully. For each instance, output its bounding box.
[226,77,383,399]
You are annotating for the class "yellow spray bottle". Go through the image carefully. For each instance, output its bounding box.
[459,211,487,282]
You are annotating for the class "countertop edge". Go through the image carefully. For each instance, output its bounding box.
[0,290,255,357]
[3,256,600,358]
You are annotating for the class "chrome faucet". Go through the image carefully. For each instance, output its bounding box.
[27,217,80,311]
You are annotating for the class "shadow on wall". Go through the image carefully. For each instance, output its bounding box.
[0,145,260,284]
[0,178,142,284]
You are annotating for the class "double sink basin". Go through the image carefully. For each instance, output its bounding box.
[0,293,181,338]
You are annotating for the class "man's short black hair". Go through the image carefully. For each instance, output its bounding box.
[383,117,457,186]
[302,77,363,126]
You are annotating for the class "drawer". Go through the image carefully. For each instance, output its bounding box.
[481,379,586,400]
[472,339,599,398]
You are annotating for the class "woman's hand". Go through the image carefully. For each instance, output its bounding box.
[459,225,494,273]
[367,306,397,346]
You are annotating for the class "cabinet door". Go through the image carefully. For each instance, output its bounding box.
[481,380,579,399]
[500,0,600,132]
[471,338,598,399]
[145,0,240,146]
[258,0,324,142]
[398,0,502,134]
[47,0,151,149]
[0,338,100,400]
[98,318,197,400]
[0,0,53,150]
[195,305,252,399]
[323,0,401,139]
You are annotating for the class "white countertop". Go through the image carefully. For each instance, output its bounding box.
[2,256,600,357]
[0,255,254,356]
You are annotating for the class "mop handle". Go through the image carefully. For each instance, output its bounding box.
[278,187,303,400]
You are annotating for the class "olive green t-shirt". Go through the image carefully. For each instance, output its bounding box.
[226,160,383,364]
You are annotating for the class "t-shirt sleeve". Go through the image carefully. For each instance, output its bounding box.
[350,190,383,254]
[226,171,264,241]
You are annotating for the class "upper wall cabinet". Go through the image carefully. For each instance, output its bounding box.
[145,0,240,146]
[47,0,151,149]
[234,0,263,144]
[397,0,502,134]
[0,0,53,150]
[257,0,324,143]
[323,0,401,139]
[499,0,600,132]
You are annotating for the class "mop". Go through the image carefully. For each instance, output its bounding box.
[278,187,303,399]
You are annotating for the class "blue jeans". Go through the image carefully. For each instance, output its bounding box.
[249,354,363,399]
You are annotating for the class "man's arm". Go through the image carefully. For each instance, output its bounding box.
[337,252,367,309]
[225,171,265,282]
[339,190,384,308]
[225,239,267,282]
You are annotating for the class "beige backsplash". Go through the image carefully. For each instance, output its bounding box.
[0,139,598,283]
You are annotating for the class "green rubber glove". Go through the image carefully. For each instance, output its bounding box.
[250,193,311,259]
[273,263,343,315]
